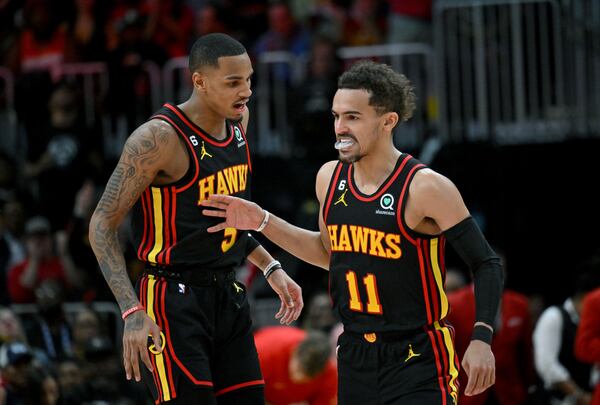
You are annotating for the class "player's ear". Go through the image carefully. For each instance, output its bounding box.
[192,71,207,92]
[382,112,399,132]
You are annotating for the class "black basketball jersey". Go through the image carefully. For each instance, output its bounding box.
[130,103,253,269]
[323,154,450,333]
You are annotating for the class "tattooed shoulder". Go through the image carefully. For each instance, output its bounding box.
[123,120,176,160]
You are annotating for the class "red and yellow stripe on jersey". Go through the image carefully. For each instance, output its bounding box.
[137,187,177,265]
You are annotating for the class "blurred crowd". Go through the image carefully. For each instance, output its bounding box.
[0,0,599,404]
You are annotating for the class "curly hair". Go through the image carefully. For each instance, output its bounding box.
[338,60,416,122]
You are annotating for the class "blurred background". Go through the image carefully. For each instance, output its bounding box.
[0,0,599,404]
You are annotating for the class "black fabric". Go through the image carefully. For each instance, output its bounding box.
[471,325,493,344]
[245,233,261,256]
[217,386,264,405]
[136,270,263,404]
[337,325,459,404]
[444,216,504,329]
[557,306,591,391]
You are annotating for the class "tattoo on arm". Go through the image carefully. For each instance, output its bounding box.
[90,121,172,312]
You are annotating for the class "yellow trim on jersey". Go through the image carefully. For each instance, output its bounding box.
[434,321,459,404]
[146,276,171,401]
[148,188,164,263]
[430,238,449,318]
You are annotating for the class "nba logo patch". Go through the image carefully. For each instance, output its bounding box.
[178,283,186,294]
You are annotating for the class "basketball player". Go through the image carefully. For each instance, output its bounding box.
[89,34,303,404]
[201,61,504,404]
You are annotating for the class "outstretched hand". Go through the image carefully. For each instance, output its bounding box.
[200,194,265,232]
[267,269,303,325]
[123,311,162,382]
[462,339,496,396]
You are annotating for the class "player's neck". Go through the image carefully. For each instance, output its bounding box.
[352,145,401,191]
[178,96,228,140]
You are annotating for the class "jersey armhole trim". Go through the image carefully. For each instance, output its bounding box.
[149,115,200,192]
[396,163,429,245]
[323,162,344,223]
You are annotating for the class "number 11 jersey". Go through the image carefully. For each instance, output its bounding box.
[323,154,449,332]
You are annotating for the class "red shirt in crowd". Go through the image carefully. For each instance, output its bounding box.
[254,326,337,405]
[447,285,535,405]
[575,288,600,405]
[7,258,67,303]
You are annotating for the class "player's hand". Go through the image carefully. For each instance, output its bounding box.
[200,194,264,232]
[462,339,495,396]
[266,269,303,325]
[123,310,162,382]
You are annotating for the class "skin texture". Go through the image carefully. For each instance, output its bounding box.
[202,87,498,397]
[89,52,303,383]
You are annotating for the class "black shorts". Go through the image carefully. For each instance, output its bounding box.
[135,266,264,403]
[337,322,460,405]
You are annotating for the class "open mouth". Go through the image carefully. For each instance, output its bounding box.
[334,137,356,150]
[233,101,247,113]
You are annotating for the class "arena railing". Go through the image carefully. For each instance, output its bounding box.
[11,301,123,351]
[0,66,18,157]
[432,0,598,144]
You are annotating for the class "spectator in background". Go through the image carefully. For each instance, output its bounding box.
[253,2,311,81]
[0,195,27,306]
[0,342,34,405]
[254,326,337,405]
[23,366,60,405]
[24,82,100,230]
[194,2,229,38]
[82,336,147,404]
[448,269,535,404]
[147,0,194,59]
[533,269,600,405]
[15,0,68,80]
[386,0,433,44]
[575,278,600,404]
[342,0,385,47]
[445,267,467,294]
[106,7,167,131]
[71,306,101,362]
[66,0,107,62]
[291,36,341,163]
[7,216,81,303]
[0,307,27,345]
[303,291,339,335]
[22,280,73,362]
[66,181,113,301]
[57,358,89,405]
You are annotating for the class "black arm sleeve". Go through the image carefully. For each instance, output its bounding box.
[444,216,504,331]
[245,233,261,256]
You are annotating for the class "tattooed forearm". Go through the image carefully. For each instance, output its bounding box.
[89,120,173,311]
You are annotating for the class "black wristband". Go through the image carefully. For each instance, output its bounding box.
[264,266,282,280]
[471,324,493,344]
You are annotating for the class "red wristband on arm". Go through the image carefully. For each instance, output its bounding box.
[122,305,145,320]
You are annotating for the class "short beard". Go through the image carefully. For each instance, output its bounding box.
[339,153,363,164]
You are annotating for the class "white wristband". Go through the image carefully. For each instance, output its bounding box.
[256,210,270,232]
[263,260,281,276]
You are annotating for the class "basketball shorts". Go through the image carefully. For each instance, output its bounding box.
[337,322,460,405]
[134,265,264,403]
